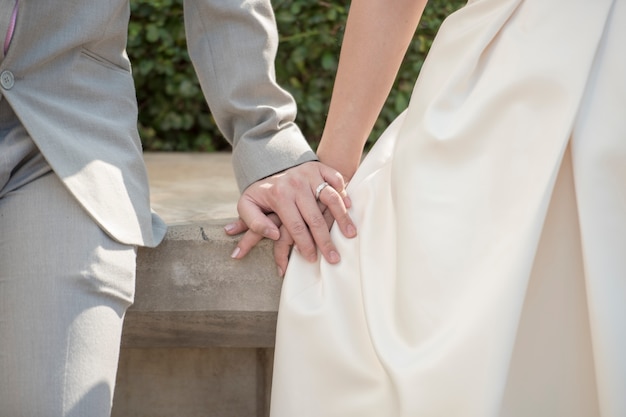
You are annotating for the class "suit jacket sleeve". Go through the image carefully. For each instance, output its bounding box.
[183,0,318,191]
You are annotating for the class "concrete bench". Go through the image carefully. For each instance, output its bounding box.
[122,222,279,349]
[112,153,280,417]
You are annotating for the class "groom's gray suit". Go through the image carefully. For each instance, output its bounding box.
[0,0,316,247]
[2,1,318,412]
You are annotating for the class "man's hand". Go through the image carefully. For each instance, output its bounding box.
[224,161,357,274]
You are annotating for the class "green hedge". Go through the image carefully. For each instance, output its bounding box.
[128,0,465,152]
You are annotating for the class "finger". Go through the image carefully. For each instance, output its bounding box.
[295,194,340,265]
[277,205,318,262]
[322,206,335,229]
[231,213,282,260]
[230,229,265,259]
[224,218,248,236]
[237,195,280,240]
[240,173,318,261]
[274,225,294,277]
[317,183,357,239]
[319,166,352,208]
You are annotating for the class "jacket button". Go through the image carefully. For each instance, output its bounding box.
[1,70,15,90]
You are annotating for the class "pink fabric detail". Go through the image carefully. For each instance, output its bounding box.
[4,0,19,55]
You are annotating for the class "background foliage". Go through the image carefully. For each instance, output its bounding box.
[128,0,465,152]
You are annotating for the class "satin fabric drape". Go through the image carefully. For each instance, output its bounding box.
[270,0,625,415]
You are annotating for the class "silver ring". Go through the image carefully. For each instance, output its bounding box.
[314,181,330,200]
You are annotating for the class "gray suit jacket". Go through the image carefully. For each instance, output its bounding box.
[0,0,316,247]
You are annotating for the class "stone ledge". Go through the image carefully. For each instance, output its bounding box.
[121,311,277,348]
[114,153,277,417]
[121,219,281,349]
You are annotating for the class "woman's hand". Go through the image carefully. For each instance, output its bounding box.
[225,161,356,270]
[226,203,337,277]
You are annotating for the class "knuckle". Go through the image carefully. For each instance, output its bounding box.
[286,175,305,190]
[268,184,284,200]
[335,211,351,223]
[320,240,335,253]
[330,170,344,185]
[287,220,308,235]
[323,190,343,206]
[248,219,266,234]
[307,214,327,229]
[236,198,247,211]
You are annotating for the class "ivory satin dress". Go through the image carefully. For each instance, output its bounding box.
[269,0,626,416]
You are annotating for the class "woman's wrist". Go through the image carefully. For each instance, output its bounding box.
[317,146,360,183]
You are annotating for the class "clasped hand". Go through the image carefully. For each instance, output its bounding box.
[224,161,357,276]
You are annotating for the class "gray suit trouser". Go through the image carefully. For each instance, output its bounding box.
[0,100,136,416]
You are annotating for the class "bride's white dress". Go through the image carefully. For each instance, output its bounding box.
[270,0,625,416]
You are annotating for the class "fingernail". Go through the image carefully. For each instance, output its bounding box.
[224,223,236,233]
[329,251,340,263]
[277,266,284,277]
[347,224,357,238]
[230,247,241,259]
